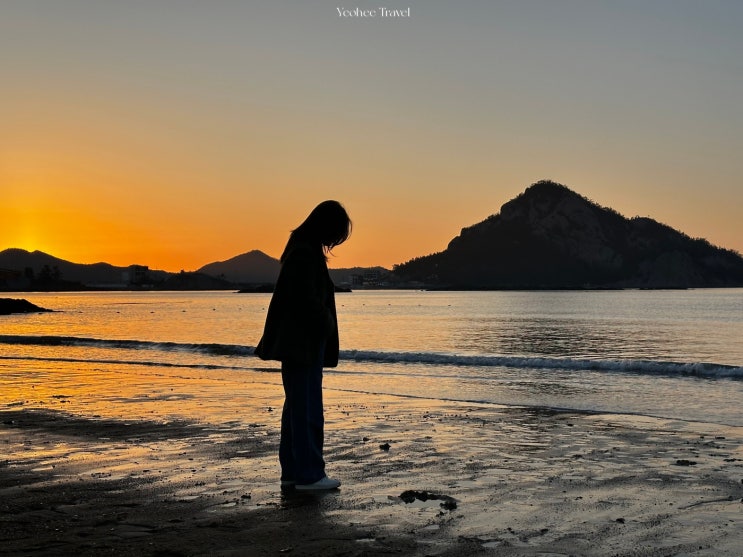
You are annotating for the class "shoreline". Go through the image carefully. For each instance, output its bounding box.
[3,384,743,556]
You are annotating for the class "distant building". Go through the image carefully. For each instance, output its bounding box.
[124,265,151,287]
[0,268,24,290]
[363,270,381,287]
[350,270,383,288]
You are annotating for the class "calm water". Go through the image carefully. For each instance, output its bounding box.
[1,289,742,425]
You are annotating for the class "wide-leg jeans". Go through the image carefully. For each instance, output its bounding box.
[279,353,325,485]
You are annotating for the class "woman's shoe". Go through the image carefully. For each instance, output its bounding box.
[295,476,341,491]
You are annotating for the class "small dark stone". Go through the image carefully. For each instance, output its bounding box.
[379,443,391,451]
[399,490,457,510]
[616,518,625,524]
[674,459,697,466]
[399,490,418,503]
[440,500,457,511]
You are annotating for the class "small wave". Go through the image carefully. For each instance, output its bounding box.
[1,334,741,380]
[0,354,255,372]
[340,349,743,379]
[0,334,254,357]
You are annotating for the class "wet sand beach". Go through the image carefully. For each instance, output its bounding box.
[2,363,743,557]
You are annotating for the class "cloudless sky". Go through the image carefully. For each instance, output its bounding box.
[2,1,742,271]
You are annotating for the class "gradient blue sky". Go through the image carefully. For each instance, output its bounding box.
[2,1,742,270]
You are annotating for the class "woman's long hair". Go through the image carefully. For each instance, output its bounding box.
[281,200,352,262]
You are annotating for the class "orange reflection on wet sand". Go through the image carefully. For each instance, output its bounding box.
[0,355,282,424]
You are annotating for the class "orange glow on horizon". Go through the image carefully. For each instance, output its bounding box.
[3,161,743,272]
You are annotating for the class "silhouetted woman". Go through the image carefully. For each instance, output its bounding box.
[255,200,351,491]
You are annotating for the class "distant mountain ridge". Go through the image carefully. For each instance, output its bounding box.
[0,248,276,290]
[393,180,743,289]
[0,248,170,286]
[0,248,386,290]
[3,181,742,290]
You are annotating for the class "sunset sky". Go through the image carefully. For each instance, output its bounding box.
[2,1,742,271]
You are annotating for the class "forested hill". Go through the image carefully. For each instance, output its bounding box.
[393,180,743,289]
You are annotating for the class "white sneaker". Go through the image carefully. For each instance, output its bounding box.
[295,476,341,491]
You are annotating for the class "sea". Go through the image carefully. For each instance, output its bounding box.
[1,289,742,427]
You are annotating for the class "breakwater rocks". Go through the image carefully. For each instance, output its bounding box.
[0,298,52,315]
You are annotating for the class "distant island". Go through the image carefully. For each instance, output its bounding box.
[393,180,743,289]
[2,180,742,291]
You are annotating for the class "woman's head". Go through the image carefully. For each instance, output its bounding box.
[288,200,352,257]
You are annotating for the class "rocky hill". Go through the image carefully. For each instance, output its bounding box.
[393,180,743,289]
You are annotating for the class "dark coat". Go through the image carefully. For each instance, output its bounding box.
[255,240,339,368]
